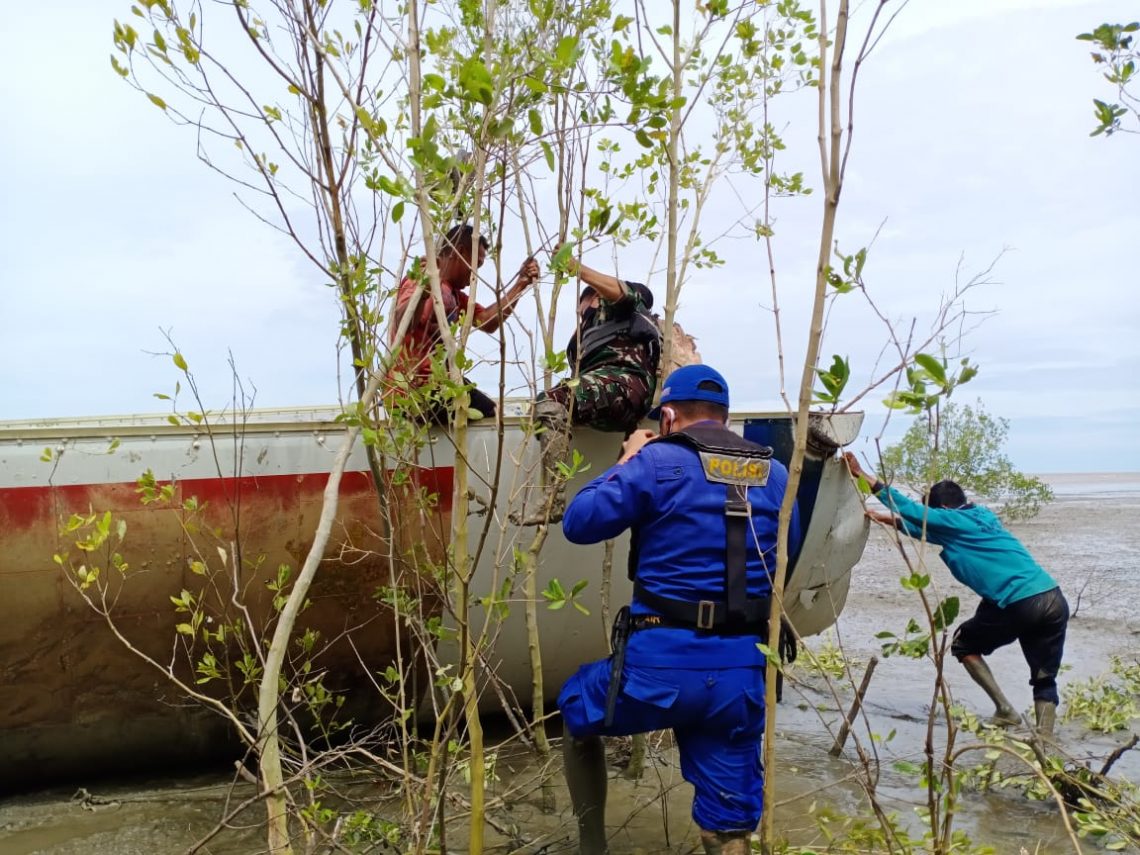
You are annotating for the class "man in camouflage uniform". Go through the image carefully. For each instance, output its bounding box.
[541,262,659,432]
[516,261,661,524]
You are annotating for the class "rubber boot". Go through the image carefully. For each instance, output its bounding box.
[1034,699,1057,738]
[961,656,1020,726]
[563,735,608,855]
[700,830,752,855]
[513,399,571,526]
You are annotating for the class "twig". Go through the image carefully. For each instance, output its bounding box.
[829,656,879,757]
[1099,734,1139,777]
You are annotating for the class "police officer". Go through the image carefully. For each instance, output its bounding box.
[557,365,801,855]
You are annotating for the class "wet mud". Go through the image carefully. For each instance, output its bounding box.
[1,475,1138,854]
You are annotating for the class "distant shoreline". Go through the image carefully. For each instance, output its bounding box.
[1034,472,1140,498]
[1034,472,1140,478]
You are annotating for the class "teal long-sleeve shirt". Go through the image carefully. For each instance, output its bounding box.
[873,485,1057,608]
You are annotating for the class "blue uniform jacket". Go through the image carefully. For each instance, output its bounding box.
[874,485,1057,608]
[563,429,801,668]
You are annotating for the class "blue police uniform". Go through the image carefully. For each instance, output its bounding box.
[557,423,801,832]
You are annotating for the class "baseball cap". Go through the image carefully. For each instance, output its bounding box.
[647,364,730,419]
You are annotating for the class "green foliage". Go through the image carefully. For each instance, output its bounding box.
[883,353,977,414]
[554,447,591,481]
[1077,22,1139,136]
[1062,655,1140,732]
[875,618,926,659]
[340,810,402,848]
[825,245,867,294]
[794,632,860,679]
[880,400,1054,521]
[874,567,960,659]
[951,682,1140,852]
[774,802,997,854]
[55,483,348,738]
[541,577,589,615]
[812,354,850,406]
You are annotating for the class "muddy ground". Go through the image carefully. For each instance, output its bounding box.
[1,476,1138,854]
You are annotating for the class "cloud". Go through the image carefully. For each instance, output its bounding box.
[2,0,1136,475]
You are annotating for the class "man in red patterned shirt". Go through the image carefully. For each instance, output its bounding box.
[388,224,539,423]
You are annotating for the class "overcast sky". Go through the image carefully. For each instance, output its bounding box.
[1,0,1136,473]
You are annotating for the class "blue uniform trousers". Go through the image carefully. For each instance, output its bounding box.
[558,657,766,832]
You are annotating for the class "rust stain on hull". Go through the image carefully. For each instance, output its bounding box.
[0,467,453,788]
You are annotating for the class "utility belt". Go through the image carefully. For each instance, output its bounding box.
[630,613,764,635]
[602,587,774,727]
[632,581,770,632]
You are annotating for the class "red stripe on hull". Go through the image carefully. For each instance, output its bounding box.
[0,468,455,537]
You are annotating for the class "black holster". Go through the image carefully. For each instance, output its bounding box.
[603,605,631,727]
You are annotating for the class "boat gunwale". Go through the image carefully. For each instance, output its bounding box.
[0,405,863,441]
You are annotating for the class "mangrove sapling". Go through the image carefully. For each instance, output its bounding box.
[110,4,476,842]
[107,2,525,852]
[510,42,597,806]
[55,351,383,852]
[808,245,1014,848]
[760,0,887,847]
[497,0,825,804]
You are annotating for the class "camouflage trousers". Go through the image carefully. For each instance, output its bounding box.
[539,369,654,434]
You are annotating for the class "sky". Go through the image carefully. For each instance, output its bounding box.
[1,0,1136,473]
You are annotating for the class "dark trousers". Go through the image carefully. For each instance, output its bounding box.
[539,369,652,434]
[951,587,1069,704]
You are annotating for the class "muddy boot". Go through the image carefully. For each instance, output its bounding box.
[512,399,571,526]
[961,656,1020,726]
[700,830,752,855]
[563,735,607,855]
[1034,699,1057,738]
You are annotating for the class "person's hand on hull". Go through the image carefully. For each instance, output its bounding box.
[843,451,869,482]
[844,453,895,524]
[618,429,657,464]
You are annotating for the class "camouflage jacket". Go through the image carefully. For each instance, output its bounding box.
[566,281,660,384]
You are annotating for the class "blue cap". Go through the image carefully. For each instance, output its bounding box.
[647,364,730,420]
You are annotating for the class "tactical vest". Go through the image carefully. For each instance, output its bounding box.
[567,307,662,371]
[628,423,774,630]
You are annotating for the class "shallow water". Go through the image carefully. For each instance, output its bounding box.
[2,475,1138,854]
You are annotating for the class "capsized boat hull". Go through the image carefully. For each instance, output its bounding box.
[0,406,865,787]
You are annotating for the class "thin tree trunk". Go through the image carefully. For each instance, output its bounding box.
[657,0,684,391]
[256,370,383,854]
[303,1,388,519]
[523,526,555,810]
[760,1,850,850]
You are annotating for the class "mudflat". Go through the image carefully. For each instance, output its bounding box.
[1,475,1137,854]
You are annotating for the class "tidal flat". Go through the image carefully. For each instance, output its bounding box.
[1,474,1137,854]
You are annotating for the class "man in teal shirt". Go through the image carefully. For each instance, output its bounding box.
[845,454,1068,736]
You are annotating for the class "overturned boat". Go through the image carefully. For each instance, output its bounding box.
[0,405,866,788]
